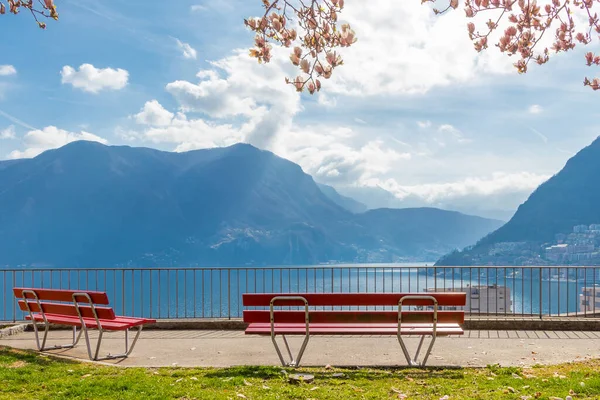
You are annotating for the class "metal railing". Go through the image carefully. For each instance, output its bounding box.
[2,265,600,322]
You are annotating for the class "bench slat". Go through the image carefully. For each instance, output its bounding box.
[243,310,464,324]
[26,314,156,331]
[242,293,466,307]
[18,300,116,320]
[14,288,110,305]
[245,322,463,336]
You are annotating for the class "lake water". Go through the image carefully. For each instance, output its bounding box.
[2,264,598,321]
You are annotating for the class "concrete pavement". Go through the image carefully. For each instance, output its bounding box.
[2,329,600,368]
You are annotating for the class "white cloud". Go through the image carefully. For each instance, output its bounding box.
[0,125,15,139]
[364,171,550,205]
[176,39,198,60]
[354,118,366,124]
[115,127,142,142]
[190,5,207,12]
[0,65,16,76]
[318,93,337,107]
[133,100,174,126]
[529,104,543,114]
[417,120,432,129]
[436,124,471,145]
[7,126,108,159]
[271,125,411,184]
[314,1,513,96]
[165,49,300,148]
[132,109,243,151]
[61,64,129,93]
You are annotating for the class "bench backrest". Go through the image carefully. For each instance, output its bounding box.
[242,293,466,307]
[242,293,466,325]
[13,287,115,320]
[13,288,110,304]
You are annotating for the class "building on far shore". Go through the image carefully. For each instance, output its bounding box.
[579,286,600,314]
[424,285,512,314]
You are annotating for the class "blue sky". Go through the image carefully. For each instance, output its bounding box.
[1,0,600,220]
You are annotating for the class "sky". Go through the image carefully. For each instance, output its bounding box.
[1,0,600,220]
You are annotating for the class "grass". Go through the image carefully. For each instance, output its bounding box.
[1,346,600,399]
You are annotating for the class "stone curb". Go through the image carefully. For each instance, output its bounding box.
[0,323,28,339]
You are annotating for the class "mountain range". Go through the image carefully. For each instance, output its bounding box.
[0,141,503,267]
[436,136,600,266]
[336,186,516,221]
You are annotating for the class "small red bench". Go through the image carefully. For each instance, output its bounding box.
[14,288,156,361]
[243,292,466,367]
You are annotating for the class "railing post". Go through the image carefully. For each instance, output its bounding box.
[12,271,16,323]
[539,267,543,320]
[227,269,231,320]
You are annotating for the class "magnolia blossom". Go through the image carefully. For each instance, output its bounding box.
[247,0,600,93]
[245,0,357,94]
[1,0,58,28]
[426,0,600,90]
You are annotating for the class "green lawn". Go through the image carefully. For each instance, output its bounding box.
[1,346,599,399]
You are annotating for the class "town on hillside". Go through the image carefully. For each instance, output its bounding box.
[545,224,600,263]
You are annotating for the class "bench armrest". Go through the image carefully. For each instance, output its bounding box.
[398,295,439,336]
[20,290,47,325]
[269,296,309,337]
[72,292,102,331]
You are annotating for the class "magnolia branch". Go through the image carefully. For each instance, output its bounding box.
[1,0,58,28]
[245,0,600,93]
[428,0,600,90]
[245,0,356,94]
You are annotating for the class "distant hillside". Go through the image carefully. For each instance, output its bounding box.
[317,183,367,213]
[436,136,600,266]
[353,208,504,260]
[0,141,502,267]
[337,185,513,221]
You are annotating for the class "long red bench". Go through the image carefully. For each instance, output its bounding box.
[13,287,155,361]
[243,292,466,367]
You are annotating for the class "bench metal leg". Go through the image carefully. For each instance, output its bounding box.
[271,333,310,367]
[269,296,311,367]
[397,334,437,367]
[397,295,439,367]
[81,325,143,361]
[32,322,82,352]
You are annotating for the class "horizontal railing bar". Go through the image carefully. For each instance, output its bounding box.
[1,265,600,272]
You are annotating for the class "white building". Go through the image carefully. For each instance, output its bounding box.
[424,285,512,314]
[579,286,600,313]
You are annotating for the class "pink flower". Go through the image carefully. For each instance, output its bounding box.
[290,53,300,65]
[294,76,304,92]
[300,59,310,74]
[272,19,281,32]
[585,52,595,66]
[467,22,476,35]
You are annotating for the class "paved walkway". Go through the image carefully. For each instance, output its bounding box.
[2,329,599,368]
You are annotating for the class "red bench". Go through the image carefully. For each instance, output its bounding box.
[243,292,466,367]
[13,287,156,361]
